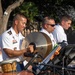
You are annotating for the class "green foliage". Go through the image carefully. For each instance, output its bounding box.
[19,2,39,22]
[10,0,75,29]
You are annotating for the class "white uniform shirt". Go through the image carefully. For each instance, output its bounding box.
[52,24,67,43]
[40,28,56,48]
[1,27,25,61]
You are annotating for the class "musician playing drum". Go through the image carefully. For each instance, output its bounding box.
[40,16,60,59]
[1,13,34,74]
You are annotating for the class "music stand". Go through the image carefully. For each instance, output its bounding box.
[50,44,75,75]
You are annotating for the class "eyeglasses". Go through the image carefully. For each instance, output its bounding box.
[47,24,55,27]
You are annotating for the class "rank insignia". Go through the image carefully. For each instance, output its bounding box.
[7,30,12,35]
[12,40,17,44]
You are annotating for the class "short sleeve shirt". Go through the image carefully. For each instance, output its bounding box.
[1,27,24,60]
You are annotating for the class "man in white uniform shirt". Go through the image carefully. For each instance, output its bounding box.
[52,15,72,44]
[1,13,34,73]
[40,16,56,48]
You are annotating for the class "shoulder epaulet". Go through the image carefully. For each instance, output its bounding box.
[7,30,12,35]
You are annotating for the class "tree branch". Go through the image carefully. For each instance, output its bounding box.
[5,0,24,14]
[1,0,24,34]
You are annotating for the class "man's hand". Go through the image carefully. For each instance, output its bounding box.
[27,45,34,53]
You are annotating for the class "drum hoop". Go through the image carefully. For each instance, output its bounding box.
[0,59,17,65]
[2,70,16,73]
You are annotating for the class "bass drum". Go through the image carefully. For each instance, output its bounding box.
[21,32,52,62]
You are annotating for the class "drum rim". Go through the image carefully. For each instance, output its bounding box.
[0,58,17,65]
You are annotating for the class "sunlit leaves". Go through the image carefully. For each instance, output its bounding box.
[19,2,39,22]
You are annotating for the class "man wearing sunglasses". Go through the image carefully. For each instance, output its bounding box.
[40,16,56,48]
[52,15,72,44]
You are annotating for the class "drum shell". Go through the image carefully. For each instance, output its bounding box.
[0,59,17,73]
[1,61,16,73]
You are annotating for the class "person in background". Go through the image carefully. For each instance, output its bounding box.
[52,15,72,44]
[40,16,59,60]
[1,13,34,73]
[40,16,56,48]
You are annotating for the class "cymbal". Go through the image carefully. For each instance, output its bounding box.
[21,32,52,59]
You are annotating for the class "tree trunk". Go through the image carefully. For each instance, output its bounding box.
[0,0,24,35]
[0,0,3,35]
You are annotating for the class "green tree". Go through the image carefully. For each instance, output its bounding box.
[18,2,39,22]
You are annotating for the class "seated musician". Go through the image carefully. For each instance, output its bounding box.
[1,13,34,73]
[40,16,60,59]
[52,15,72,62]
[52,15,72,44]
[33,16,68,75]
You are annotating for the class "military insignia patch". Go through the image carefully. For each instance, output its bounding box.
[12,40,17,44]
[7,30,12,35]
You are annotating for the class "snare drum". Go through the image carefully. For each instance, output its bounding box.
[0,59,17,73]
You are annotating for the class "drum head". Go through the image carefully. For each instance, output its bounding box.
[21,32,52,60]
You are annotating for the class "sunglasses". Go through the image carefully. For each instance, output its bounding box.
[47,24,55,27]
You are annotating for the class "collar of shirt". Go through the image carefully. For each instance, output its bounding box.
[10,27,19,37]
[40,28,51,36]
[10,27,24,38]
[40,28,56,48]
